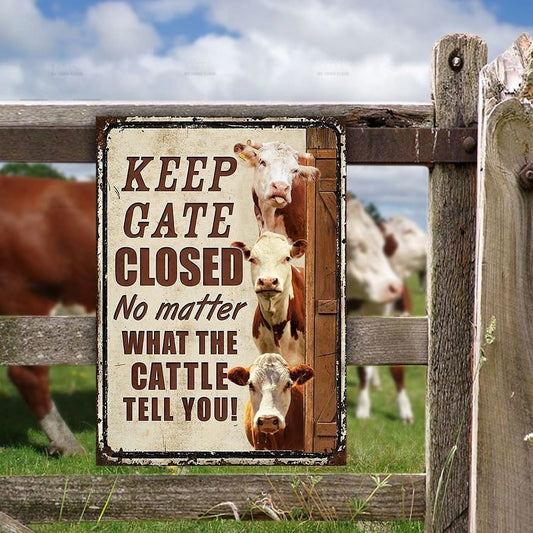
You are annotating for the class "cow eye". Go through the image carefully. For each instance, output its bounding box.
[292,168,298,174]
[284,256,291,263]
[285,381,292,390]
[259,159,266,166]
[248,383,255,391]
[249,257,257,264]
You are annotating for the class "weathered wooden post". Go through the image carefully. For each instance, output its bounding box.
[427,34,487,532]
[472,33,533,531]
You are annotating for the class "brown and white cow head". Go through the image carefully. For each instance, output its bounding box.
[346,199,403,304]
[232,232,306,298]
[234,140,320,209]
[228,353,314,434]
[382,216,427,281]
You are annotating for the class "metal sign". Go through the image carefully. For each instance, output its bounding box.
[96,117,345,465]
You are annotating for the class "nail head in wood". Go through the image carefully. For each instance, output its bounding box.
[462,135,476,153]
[449,55,463,72]
[517,163,533,190]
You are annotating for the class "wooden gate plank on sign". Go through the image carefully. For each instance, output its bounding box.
[472,33,533,532]
[426,34,487,533]
[305,126,344,460]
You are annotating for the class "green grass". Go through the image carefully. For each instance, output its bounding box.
[1,276,426,529]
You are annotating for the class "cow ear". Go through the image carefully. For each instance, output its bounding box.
[297,165,321,182]
[234,143,259,167]
[290,239,307,259]
[228,366,250,386]
[297,152,314,165]
[290,365,315,385]
[231,241,251,260]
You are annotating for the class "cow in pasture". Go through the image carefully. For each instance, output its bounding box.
[228,353,314,450]
[233,140,320,242]
[346,199,404,315]
[0,174,96,455]
[382,215,427,290]
[346,198,414,423]
[232,232,306,366]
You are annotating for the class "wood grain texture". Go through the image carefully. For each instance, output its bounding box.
[0,103,434,127]
[472,33,533,532]
[0,512,33,533]
[0,316,95,365]
[0,316,428,366]
[427,33,487,533]
[306,128,342,457]
[0,474,425,522]
[0,125,477,164]
[346,317,427,365]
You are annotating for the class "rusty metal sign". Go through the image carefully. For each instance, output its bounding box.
[96,118,345,465]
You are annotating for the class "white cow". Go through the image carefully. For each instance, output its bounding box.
[346,199,403,314]
[346,198,413,423]
[234,140,320,242]
[232,232,307,366]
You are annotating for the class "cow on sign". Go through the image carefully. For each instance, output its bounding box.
[0,174,95,455]
[234,140,320,242]
[346,198,414,423]
[228,353,314,450]
[232,232,306,366]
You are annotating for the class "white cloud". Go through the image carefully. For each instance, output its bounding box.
[0,0,69,56]
[0,64,24,95]
[85,2,160,60]
[1,0,531,101]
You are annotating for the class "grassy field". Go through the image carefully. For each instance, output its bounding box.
[0,276,426,530]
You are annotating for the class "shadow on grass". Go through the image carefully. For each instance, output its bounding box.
[0,389,95,450]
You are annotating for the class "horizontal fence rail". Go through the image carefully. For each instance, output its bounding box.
[0,316,428,366]
[0,102,483,166]
[0,474,425,523]
[0,102,434,127]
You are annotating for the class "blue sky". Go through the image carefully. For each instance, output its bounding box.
[2,0,532,230]
[38,0,240,47]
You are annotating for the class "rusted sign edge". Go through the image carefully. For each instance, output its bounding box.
[96,116,346,466]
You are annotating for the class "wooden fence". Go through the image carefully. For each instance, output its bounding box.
[0,33,531,531]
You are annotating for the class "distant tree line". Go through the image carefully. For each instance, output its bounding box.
[347,191,385,224]
[0,163,71,180]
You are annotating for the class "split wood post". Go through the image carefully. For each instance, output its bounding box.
[427,34,487,532]
[471,33,533,531]
[0,512,33,533]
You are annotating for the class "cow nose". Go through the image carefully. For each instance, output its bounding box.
[257,277,279,291]
[387,282,403,299]
[257,416,280,434]
[271,182,290,196]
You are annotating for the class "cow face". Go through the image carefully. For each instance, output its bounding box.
[382,216,427,280]
[228,353,314,433]
[346,199,403,304]
[232,232,306,297]
[234,141,319,208]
